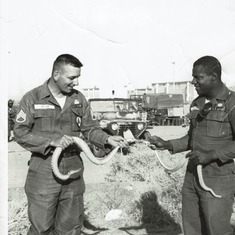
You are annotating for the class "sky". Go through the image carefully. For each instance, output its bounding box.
[2,0,235,101]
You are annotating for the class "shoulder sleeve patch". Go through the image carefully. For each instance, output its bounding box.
[16,109,27,123]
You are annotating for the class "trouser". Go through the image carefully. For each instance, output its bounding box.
[25,154,85,235]
[8,120,14,138]
[182,170,235,235]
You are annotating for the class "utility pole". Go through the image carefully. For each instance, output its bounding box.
[171,62,176,92]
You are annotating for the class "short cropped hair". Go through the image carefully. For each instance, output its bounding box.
[193,56,221,78]
[52,54,83,72]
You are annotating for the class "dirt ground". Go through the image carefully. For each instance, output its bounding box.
[8,126,235,235]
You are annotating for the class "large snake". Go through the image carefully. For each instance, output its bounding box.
[123,128,222,198]
[154,151,222,198]
[51,137,120,181]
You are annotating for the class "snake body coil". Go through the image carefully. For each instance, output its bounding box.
[51,137,120,181]
[196,165,222,198]
[154,150,187,172]
[154,151,222,198]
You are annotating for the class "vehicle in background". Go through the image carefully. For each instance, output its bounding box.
[88,98,151,157]
[131,93,185,126]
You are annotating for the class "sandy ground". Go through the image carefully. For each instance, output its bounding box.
[8,125,235,234]
[8,126,188,235]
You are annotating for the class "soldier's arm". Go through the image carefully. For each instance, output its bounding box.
[79,96,110,148]
[13,93,52,155]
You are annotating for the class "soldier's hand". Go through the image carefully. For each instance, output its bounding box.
[148,135,173,151]
[149,136,166,150]
[50,135,74,149]
[106,136,129,148]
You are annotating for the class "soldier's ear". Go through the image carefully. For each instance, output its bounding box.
[53,70,60,81]
[211,72,218,81]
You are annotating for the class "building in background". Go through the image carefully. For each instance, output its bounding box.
[80,86,100,99]
[128,81,195,104]
[81,80,235,102]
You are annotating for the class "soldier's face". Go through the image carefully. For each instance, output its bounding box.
[192,65,214,97]
[8,102,13,108]
[54,64,81,94]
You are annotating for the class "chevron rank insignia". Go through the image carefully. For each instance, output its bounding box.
[16,109,26,123]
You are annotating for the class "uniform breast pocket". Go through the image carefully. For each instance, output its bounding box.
[206,111,231,137]
[34,110,56,132]
[71,107,83,132]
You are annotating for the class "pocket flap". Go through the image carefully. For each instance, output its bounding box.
[206,111,228,122]
[72,107,83,116]
[35,109,56,118]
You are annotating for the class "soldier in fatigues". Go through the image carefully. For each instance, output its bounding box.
[8,99,17,142]
[150,56,235,235]
[14,54,128,235]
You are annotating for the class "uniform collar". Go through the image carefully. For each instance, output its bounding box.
[39,80,80,111]
[39,79,52,99]
[214,83,231,101]
[64,90,80,111]
[192,83,230,108]
[40,79,79,99]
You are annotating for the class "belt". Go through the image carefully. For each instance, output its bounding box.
[49,148,80,158]
[62,149,79,158]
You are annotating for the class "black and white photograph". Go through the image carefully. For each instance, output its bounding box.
[2,0,235,234]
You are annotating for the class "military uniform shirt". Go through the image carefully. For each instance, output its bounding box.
[14,80,109,155]
[170,84,235,176]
